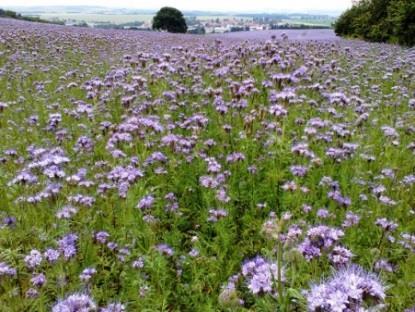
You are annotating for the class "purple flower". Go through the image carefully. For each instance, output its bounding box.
[80,267,96,282]
[68,194,95,207]
[199,175,220,189]
[47,113,62,131]
[374,259,394,273]
[25,288,39,298]
[269,104,288,117]
[316,209,330,219]
[52,293,96,312]
[156,243,174,257]
[226,152,245,163]
[306,265,385,311]
[0,262,16,277]
[207,209,228,222]
[24,250,43,269]
[132,257,145,269]
[137,195,155,210]
[378,195,397,206]
[402,175,415,185]
[329,246,353,267]
[56,205,78,219]
[291,142,315,158]
[58,233,78,260]
[216,188,230,203]
[381,126,399,138]
[74,136,94,153]
[189,248,199,257]
[399,233,415,252]
[10,170,38,185]
[241,255,284,295]
[31,273,46,287]
[299,225,344,261]
[327,190,351,207]
[95,231,110,244]
[205,157,221,173]
[101,303,126,312]
[290,165,309,177]
[342,212,360,228]
[375,218,398,232]
[2,216,16,228]
[44,248,60,263]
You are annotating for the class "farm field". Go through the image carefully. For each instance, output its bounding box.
[23,13,253,25]
[281,19,335,27]
[26,13,154,24]
[0,18,415,311]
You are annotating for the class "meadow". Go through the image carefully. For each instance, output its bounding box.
[0,18,414,311]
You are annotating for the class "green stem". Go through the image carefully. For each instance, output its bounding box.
[277,239,284,309]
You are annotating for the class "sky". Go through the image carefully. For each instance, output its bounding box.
[1,0,352,13]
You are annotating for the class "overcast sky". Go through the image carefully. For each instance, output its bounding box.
[1,0,352,12]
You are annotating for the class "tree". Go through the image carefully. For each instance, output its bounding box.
[388,0,415,46]
[334,0,415,46]
[152,7,187,33]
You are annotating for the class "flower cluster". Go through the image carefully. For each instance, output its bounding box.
[241,256,285,295]
[298,225,345,261]
[307,265,385,311]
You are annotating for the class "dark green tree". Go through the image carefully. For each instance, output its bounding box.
[152,7,187,33]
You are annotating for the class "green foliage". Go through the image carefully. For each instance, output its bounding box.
[388,0,415,46]
[152,7,188,33]
[334,0,415,46]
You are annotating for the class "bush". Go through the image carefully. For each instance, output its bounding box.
[152,7,187,34]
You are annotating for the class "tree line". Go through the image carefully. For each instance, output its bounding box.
[334,0,415,46]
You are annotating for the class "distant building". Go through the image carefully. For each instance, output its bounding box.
[250,25,266,31]
[214,27,229,33]
[64,20,77,26]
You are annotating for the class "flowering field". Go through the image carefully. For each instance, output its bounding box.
[0,19,415,311]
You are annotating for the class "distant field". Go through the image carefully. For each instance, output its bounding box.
[283,18,335,27]
[25,13,253,24]
[24,13,332,26]
[196,15,253,21]
[27,13,154,24]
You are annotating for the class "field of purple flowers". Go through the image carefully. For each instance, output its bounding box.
[0,18,415,311]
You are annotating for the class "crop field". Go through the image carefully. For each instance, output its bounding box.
[24,13,252,24]
[280,19,335,27]
[27,13,155,24]
[192,15,253,21]
[0,18,415,311]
